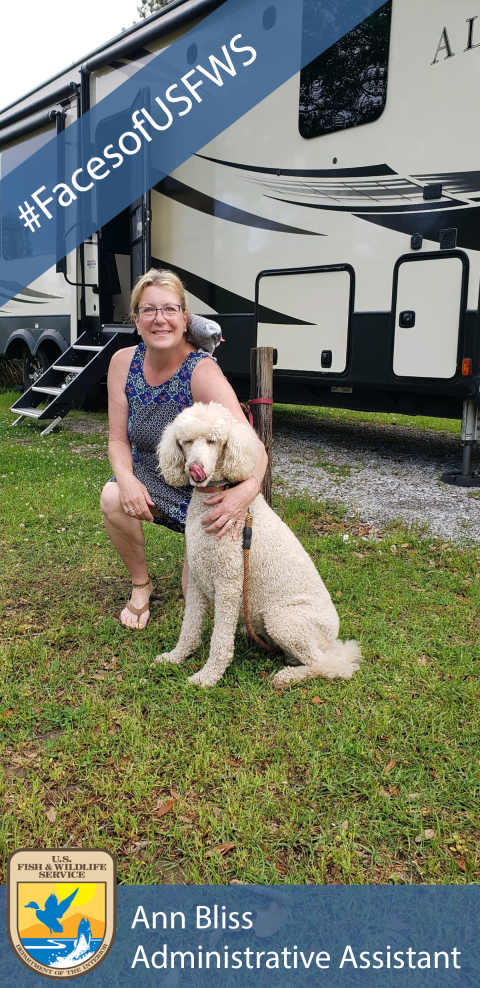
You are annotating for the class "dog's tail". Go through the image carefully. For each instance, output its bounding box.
[271,639,362,688]
[318,639,362,680]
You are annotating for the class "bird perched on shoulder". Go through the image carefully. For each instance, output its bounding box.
[187,314,223,358]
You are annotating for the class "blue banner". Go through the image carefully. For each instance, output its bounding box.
[2,885,479,986]
[0,0,384,306]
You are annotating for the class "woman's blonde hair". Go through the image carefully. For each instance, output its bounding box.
[130,268,189,320]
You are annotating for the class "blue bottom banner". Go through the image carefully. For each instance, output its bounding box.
[1,885,479,986]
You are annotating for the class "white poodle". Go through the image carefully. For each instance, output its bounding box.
[156,402,361,688]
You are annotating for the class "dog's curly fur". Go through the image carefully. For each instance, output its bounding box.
[156,402,361,688]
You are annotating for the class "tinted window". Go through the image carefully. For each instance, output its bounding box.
[1,128,55,260]
[299,0,392,140]
[0,127,55,178]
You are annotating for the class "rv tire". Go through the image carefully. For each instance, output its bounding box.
[22,346,51,391]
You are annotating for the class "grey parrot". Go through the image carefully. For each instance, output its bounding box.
[187,314,224,358]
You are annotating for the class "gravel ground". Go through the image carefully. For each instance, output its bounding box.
[273,416,480,543]
[58,406,480,542]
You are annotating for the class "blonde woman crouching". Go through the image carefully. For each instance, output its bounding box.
[100,268,267,628]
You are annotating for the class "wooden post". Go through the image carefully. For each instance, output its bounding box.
[250,346,273,505]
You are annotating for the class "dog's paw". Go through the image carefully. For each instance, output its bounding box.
[188,671,215,687]
[271,669,295,689]
[154,651,183,666]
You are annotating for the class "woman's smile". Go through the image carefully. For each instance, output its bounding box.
[134,285,189,351]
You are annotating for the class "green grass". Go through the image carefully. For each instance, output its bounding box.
[0,391,478,886]
[273,402,462,435]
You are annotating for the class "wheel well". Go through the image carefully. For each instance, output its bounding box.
[5,339,25,359]
[38,340,62,365]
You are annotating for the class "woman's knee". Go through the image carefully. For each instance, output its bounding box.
[100,481,121,518]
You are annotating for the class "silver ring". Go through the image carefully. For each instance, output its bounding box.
[126,508,135,513]
[227,519,234,526]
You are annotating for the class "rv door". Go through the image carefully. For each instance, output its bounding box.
[392,253,468,380]
[256,265,354,374]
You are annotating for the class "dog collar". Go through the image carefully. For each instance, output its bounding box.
[202,481,236,494]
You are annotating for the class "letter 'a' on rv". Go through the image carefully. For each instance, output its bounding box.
[1,0,480,484]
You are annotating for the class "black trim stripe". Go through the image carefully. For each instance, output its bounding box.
[413,171,480,195]
[265,195,464,214]
[258,178,428,200]
[0,281,61,299]
[9,297,52,305]
[356,204,480,252]
[154,177,322,236]
[195,154,397,178]
[151,256,314,325]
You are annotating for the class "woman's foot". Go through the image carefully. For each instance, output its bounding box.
[120,579,153,629]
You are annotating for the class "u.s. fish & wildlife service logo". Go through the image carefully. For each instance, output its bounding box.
[7,848,116,979]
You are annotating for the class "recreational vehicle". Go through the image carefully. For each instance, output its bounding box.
[1,0,479,478]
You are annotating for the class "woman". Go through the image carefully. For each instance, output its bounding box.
[100,268,267,629]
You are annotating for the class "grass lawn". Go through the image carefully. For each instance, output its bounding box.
[272,401,462,435]
[0,390,478,885]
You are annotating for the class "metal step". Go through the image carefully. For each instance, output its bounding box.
[12,407,44,418]
[10,329,135,430]
[32,386,64,396]
[73,344,103,352]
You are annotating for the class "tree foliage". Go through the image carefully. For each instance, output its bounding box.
[137,0,174,18]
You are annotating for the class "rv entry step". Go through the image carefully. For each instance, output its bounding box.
[9,326,135,436]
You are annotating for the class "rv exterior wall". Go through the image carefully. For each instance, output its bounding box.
[0,99,80,364]
[2,0,480,416]
[151,0,479,312]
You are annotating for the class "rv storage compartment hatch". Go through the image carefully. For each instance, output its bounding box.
[256,265,353,374]
[392,254,467,380]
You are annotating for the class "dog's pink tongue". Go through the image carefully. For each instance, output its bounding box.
[190,462,207,482]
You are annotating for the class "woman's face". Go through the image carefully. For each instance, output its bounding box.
[134,285,188,352]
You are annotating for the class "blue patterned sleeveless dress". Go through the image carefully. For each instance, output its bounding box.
[112,342,209,532]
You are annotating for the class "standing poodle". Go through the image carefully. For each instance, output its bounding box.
[156,402,361,688]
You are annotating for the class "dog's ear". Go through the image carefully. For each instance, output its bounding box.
[221,418,258,482]
[158,421,188,486]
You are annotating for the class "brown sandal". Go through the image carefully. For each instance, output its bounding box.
[122,578,153,630]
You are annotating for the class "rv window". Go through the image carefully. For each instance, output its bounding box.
[1,128,55,260]
[299,0,392,139]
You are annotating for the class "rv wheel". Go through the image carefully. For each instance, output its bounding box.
[22,348,50,391]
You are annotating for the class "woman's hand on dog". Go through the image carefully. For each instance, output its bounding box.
[118,475,156,522]
[202,477,259,540]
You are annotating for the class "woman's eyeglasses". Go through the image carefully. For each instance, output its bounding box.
[137,304,182,319]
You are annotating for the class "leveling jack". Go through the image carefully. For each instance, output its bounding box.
[442,398,480,487]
